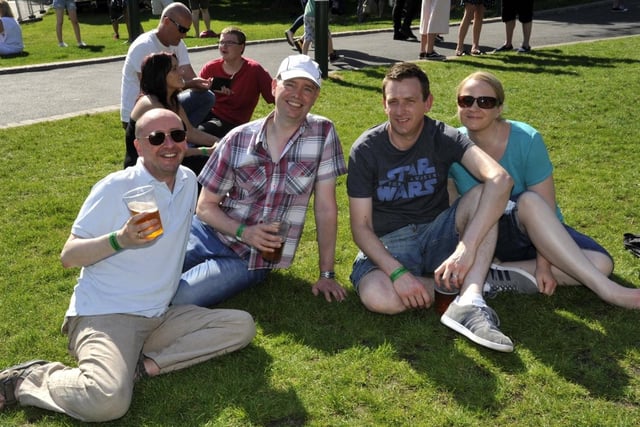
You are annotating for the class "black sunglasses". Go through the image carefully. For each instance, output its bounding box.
[457,95,500,109]
[145,129,187,146]
[168,17,190,34]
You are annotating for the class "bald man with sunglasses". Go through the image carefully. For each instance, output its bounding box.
[120,2,215,129]
[0,109,255,422]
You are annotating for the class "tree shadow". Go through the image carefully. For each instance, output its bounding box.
[19,344,309,426]
[242,271,639,412]
[234,272,531,413]
[330,48,402,71]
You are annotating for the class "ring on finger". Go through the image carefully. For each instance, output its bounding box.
[137,232,142,239]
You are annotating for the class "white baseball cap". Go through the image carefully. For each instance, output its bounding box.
[276,54,322,87]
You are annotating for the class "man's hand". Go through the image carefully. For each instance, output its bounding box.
[187,77,213,91]
[119,212,163,248]
[312,278,347,302]
[434,242,475,291]
[392,272,432,310]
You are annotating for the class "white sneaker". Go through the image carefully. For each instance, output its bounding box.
[441,302,514,352]
[78,41,87,48]
[58,42,68,47]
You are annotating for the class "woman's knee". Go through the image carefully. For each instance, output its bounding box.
[587,251,614,276]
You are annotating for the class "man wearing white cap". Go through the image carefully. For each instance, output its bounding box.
[173,54,349,307]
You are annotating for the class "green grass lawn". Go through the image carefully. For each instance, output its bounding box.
[1,0,593,68]
[1,35,639,426]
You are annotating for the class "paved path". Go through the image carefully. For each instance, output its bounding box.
[1,1,638,128]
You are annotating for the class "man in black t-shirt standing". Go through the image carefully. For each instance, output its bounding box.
[347,62,532,353]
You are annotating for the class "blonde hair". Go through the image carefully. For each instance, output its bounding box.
[456,71,505,106]
[0,0,15,18]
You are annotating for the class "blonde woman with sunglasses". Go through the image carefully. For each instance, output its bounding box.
[448,71,640,309]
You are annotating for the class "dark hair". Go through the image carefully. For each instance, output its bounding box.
[140,52,179,112]
[382,62,430,101]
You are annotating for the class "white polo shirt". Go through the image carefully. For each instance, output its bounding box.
[65,160,197,318]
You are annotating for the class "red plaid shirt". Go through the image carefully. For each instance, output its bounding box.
[198,111,347,269]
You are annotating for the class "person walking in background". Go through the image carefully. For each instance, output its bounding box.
[611,0,628,12]
[109,0,125,40]
[189,0,217,38]
[0,0,23,56]
[455,0,493,56]
[120,2,215,129]
[493,0,533,53]
[53,0,86,47]
[0,108,255,422]
[198,27,275,139]
[302,0,339,62]
[418,0,450,60]
[347,62,538,353]
[284,0,307,53]
[172,54,348,308]
[392,0,419,41]
[450,71,640,309]
[109,0,144,41]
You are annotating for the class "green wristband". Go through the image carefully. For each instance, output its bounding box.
[235,223,246,241]
[199,147,208,156]
[389,266,409,283]
[109,232,122,252]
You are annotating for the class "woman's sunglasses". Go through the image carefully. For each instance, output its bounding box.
[144,130,187,146]
[168,17,190,34]
[457,95,500,109]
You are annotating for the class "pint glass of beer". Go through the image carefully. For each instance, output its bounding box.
[260,217,290,263]
[123,185,163,239]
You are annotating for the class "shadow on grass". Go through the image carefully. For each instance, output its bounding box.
[20,344,309,426]
[241,272,639,414]
[500,286,640,403]
[453,48,640,76]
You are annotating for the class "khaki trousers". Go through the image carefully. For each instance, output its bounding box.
[18,304,255,422]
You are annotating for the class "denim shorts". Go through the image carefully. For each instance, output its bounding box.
[350,200,460,293]
[53,0,77,10]
[495,199,612,262]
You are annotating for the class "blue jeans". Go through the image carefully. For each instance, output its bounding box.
[178,89,215,128]
[349,199,460,293]
[172,216,270,307]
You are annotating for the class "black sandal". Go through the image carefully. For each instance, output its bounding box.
[1,360,48,407]
[623,233,640,258]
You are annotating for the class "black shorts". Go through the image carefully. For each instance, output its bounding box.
[494,197,612,263]
[109,0,125,22]
[501,0,533,23]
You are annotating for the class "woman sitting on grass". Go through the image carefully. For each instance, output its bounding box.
[124,52,219,176]
[448,70,640,309]
[0,0,23,56]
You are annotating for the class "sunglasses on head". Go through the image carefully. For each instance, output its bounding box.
[457,95,500,109]
[145,129,187,145]
[168,17,189,34]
